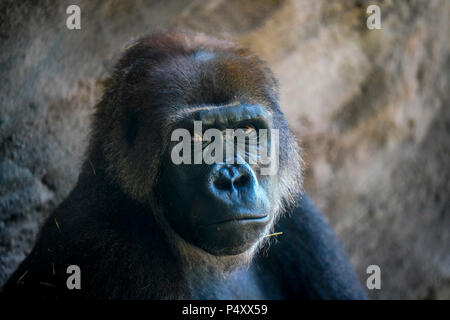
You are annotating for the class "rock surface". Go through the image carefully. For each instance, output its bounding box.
[1,0,449,299]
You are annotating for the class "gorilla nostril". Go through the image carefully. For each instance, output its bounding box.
[212,166,252,192]
[214,175,233,191]
[233,174,251,188]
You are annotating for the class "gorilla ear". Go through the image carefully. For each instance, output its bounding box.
[125,107,139,147]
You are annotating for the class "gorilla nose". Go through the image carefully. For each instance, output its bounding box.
[211,164,253,193]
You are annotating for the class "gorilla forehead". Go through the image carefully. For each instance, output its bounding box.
[143,53,276,109]
[118,32,278,111]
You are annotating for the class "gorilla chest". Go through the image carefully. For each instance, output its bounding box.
[188,267,278,299]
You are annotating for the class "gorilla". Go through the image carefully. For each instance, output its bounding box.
[3,31,366,299]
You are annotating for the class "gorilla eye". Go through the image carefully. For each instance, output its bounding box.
[242,125,256,135]
[192,132,203,143]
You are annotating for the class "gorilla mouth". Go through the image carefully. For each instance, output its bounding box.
[193,213,270,256]
[199,214,269,227]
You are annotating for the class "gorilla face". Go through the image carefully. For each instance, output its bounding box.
[159,104,280,256]
[96,31,302,258]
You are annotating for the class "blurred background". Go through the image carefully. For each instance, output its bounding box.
[0,0,449,299]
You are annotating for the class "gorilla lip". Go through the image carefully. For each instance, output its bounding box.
[199,214,269,227]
